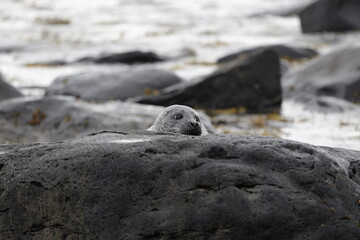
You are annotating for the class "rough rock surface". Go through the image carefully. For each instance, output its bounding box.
[0,73,23,101]
[76,50,164,64]
[283,47,360,103]
[0,96,163,143]
[45,69,183,102]
[217,45,318,64]
[135,49,282,114]
[299,0,360,33]
[0,132,359,240]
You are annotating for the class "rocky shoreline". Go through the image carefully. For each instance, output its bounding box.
[0,0,360,238]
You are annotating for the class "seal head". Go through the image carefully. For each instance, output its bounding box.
[148,105,208,136]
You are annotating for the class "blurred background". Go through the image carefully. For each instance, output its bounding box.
[0,0,359,150]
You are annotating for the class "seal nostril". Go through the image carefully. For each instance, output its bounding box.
[190,122,199,128]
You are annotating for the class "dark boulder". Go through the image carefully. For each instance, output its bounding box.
[135,49,282,114]
[0,73,23,101]
[299,0,360,33]
[77,50,164,64]
[45,69,183,102]
[217,45,318,64]
[0,96,164,143]
[0,132,359,239]
[25,51,164,67]
[283,47,360,103]
[0,43,24,53]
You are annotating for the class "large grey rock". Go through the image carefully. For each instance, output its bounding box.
[0,96,213,144]
[299,0,360,33]
[0,73,23,101]
[0,132,359,239]
[283,47,360,103]
[25,51,165,67]
[292,93,360,113]
[0,95,163,143]
[45,69,183,102]
[217,45,318,64]
[135,49,282,114]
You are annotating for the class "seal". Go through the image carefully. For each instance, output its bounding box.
[148,105,209,136]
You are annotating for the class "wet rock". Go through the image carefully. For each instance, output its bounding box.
[135,49,282,114]
[315,75,360,103]
[25,51,165,67]
[283,47,360,103]
[292,93,360,113]
[299,0,360,33]
[77,50,164,64]
[249,1,315,17]
[0,132,359,239]
[217,45,318,64]
[0,95,164,143]
[0,73,23,101]
[0,43,24,53]
[46,69,183,102]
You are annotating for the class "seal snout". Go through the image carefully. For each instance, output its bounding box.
[185,121,202,136]
[189,121,199,128]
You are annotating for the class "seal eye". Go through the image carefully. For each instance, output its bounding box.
[173,113,183,120]
[195,116,200,122]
